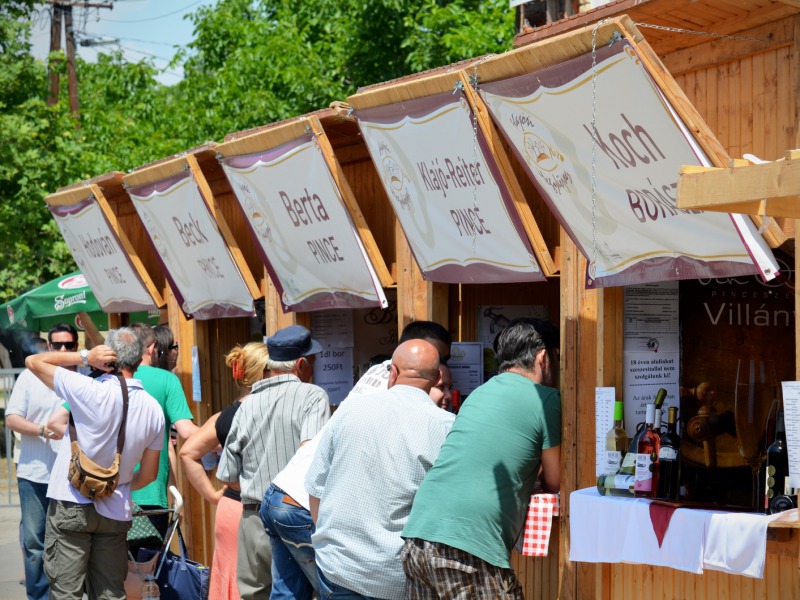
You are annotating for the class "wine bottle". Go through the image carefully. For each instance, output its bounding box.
[656,406,680,501]
[603,401,629,474]
[764,408,798,514]
[619,388,666,475]
[596,473,635,497]
[634,403,661,498]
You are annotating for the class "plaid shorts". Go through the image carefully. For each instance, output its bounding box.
[402,538,523,600]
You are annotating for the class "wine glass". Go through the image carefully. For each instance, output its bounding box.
[734,359,778,512]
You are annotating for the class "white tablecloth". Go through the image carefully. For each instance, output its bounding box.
[569,487,780,578]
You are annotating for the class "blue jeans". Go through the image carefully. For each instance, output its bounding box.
[317,570,381,600]
[19,478,49,600]
[260,485,317,600]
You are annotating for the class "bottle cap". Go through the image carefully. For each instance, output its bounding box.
[645,403,655,423]
[614,400,624,421]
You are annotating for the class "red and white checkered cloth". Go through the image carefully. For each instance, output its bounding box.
[519,493,560,557]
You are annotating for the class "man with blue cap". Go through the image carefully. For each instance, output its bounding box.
[218,325,330,600]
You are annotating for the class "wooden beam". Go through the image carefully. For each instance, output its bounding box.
[677,150,800,217]
[308,115,394,287]
[458,72,559,276]
[185,154,262,299]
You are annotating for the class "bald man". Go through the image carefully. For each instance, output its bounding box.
[305,340,455,600]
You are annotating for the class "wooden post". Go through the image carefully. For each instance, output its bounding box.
[63,3,80,118]
[394,221,448,331]
[47,4,62,106]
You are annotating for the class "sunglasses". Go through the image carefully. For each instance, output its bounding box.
[50,341,77,350]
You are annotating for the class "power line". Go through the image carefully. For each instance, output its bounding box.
[103,0,206,23]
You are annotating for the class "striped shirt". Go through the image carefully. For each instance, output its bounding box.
[217,374,329,504]
[6,369,63,483]
[305,385,454,600]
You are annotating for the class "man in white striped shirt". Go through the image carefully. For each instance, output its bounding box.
[218,325,330,600]
[7,323,76,600]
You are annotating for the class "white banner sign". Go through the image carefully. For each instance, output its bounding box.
[356,92,544,284]
[480,42,778,287]
[220,135,387,312]
[127,171,254,319]
[49,197,157,313]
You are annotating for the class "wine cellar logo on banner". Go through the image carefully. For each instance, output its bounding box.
[378,141,414,210]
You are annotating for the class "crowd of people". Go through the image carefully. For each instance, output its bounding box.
[7,316,562,600]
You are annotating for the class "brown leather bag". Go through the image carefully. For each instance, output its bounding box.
[67,373,129,500]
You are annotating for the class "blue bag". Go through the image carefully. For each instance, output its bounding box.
[137,525,209,600]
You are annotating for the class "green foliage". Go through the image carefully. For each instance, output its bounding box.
[0,0,517,303]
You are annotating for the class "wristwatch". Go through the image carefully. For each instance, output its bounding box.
[79,348,90,366]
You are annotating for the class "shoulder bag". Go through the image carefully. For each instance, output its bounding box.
[67,373,129,500]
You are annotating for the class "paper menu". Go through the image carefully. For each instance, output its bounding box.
[595,387,616,477]
[780,381,800,489]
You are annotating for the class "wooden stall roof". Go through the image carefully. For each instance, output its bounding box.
[216,107,393,287]
[347,56,560,276]
[123,147,262,299]
[52,172,165,307]
[514,0,800,54]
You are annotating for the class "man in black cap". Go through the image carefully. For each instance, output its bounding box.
[217,325,330,600]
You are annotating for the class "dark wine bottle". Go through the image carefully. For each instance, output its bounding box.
[656,406,680,501]
[764,408,797,514]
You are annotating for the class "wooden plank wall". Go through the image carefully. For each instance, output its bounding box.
[664,15,799,238]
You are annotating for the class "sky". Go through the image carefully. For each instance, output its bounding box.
[29,0,218,86]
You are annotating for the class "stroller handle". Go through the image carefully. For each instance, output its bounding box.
[168,485,184,517]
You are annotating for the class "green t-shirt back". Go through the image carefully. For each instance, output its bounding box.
[402,372,561,568]
[131,365,193,508]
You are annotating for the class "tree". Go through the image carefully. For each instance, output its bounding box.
[0,0,517,303]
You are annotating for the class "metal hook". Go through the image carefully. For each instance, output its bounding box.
[452,80,464,94]
[608,31,623,46]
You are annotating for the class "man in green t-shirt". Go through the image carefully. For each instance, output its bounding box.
[129,324,198,546]
[401,318,562,600]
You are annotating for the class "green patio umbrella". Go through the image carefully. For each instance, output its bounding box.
[0,271,159,333]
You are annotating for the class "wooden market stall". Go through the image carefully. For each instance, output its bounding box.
[507,2,800,599]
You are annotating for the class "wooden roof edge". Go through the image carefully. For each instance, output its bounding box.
[513,0,800,48]
[353,55,493,96]
[128,143,218,175]
[56,171,126,194]
[513,0,652,47]
[222,105,345,143]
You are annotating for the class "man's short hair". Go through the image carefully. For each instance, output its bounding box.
[399,321,451,347]
[107,327,143,372]
[48,323,78,344]
[496,318,559,373]
[267,357,299,374]
[129,322,156,348]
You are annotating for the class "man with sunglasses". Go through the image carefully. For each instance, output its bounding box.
[6,323,78,600]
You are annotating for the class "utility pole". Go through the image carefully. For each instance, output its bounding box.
[46,1,114,118]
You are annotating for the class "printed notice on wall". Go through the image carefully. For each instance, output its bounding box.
[780,381,800,488]
[191,345,201,402]
[449,342,484,396]
[623,282,680,435]
[314,347,354,406]
[595,387,616,477]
